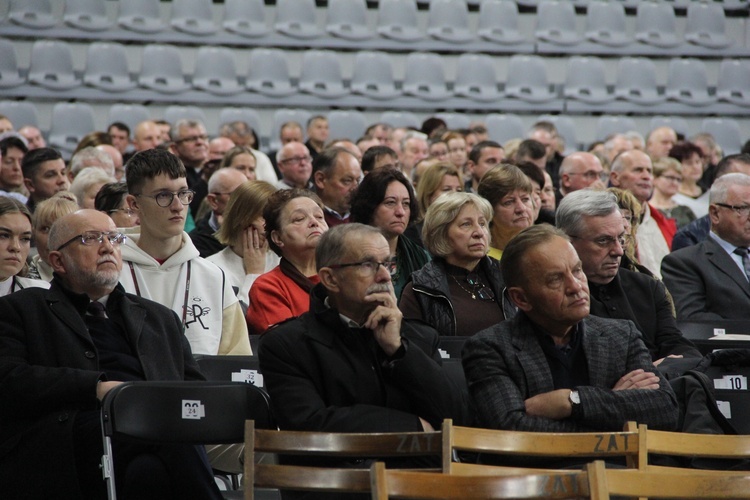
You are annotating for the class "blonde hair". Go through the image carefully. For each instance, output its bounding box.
[422,192,492,257]
[416,162,463,219]
[216,180,277,246]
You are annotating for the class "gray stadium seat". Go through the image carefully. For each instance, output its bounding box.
[326,0,373,41]
[427,0,474,44]
[380,111,420,130]
[245,48,295,97]
[563,56,614,105]
[486,114,525,144]
[0,40,25,89]
[649,116,690,139]
[585,1,631,48]
[327,110,367,142]
[477,0,525,45]
[118,0,166,34]
[685,3,733,50]
[64,0,112,32]
[192,46,242,96]
[402,52,452,102]
[171,0,217,36]
[275,0,322,39]
[270,109,312,150]
[222,0,268,38]
[614,57,665,106]
[351,51,401,100]
[435,112,471,130]
[454,53,501,102]
[535,0,582,46]
[218,108,263,139]
[164,105,207,125]
[0,101,39,128]
[505,55,556,103]
[28,40,81,91]
[8,0,56,29]
[108,104,150,133]
[298,50,349,99]
[717,59,750,108]
[84,42,137,92]
[665,58,716,107]
[596,116,638,142]
[635,3,681,48]
[139,44,190,94]
[377,0,424,42]
[48,103,96,156]
[538,114,579,154]
[702,118,743,155]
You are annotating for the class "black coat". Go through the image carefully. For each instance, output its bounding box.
[0,280,202,499]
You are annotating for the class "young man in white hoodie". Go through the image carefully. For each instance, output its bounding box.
[119,149,251,356]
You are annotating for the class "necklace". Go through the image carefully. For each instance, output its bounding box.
[449,273,495,301]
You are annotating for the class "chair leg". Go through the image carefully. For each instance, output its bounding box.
[101,435,117,500]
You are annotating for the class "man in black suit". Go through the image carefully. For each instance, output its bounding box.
[663,173,750,320]
[463,225,678,436]
[556,189,700,365]
[0,209,221,499]
[259,223,468,434]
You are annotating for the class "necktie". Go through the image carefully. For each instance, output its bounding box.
[733,247,750,281]
[87,301,107,318]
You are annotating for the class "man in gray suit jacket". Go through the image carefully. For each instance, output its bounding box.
[662,173,750,320]
[463,225,678,436]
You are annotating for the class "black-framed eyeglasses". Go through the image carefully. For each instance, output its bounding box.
[56,231,126,251]
[466,273,496,300]
[108,208,137,217]
[279,155,312,166]
[135,190,195,208]
[569,234,632,249]
[328,259,397,276]
[716,203,750,218]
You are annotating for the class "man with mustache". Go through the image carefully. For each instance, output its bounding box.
[259,224,469,485]
[462,225,677,445]
[0,209,223,499]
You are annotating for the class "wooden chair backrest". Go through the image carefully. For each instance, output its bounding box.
[371,462,590,500]
[244,420,442,500]
[587,460,750,499]
[442,419,640,473]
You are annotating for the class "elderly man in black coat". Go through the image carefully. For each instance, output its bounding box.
[0,209,221,499]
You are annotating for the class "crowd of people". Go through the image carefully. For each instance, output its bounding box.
[1,109,749,498]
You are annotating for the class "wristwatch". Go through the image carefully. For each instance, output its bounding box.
[569,389,581,413]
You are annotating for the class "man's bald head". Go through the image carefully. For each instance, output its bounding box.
[646,126,677,160]
[559,152,605,194]
[209,137,235,161]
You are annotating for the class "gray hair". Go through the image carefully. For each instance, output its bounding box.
[316,223,384,271]
[422,192,492,257]
[710,173,750,205]
[70,147,115,178]
[400,131,427,152]
[624,130,644,146]
[171,119,205,142]
[69,167,115,208]
[556,189,619,236]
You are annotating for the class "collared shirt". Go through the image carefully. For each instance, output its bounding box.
[710,231,748,280]
[531,319,589,390]
[208,211,220,232]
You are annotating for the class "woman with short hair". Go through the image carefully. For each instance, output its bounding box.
[29,194,79,281]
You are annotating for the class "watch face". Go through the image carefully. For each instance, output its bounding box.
[570,390,580,405]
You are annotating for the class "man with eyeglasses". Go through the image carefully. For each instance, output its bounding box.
[275,141,314,190]
[169,119,210,217]
[0,209,224,499]
[556,152,605,207]
[663,173,750,320]
[259,224,469,452]
[557,190,699,366]
[119,149,251,356]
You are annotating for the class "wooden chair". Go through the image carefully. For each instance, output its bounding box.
[442,419,640,475]
[587,459,750,499]
[244,421,443,500]
[370,462,590,499]
[625,421,750,471]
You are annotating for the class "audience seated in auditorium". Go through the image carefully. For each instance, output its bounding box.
[259,222,469,450]
[351,168,430,299]
[662,173,750,320]
[246,188,328,335]
[477,164,534,260]
[0,208,222,500]
[208,180,279,312]
[188,167,246,258]
[557,189,700,364]
[462,225,678,442]
[118,149,251,355]
[312,147,362,228]
[400,192,511,336]
[22,147,70,214]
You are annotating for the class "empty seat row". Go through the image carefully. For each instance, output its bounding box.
[2,0,746,58]
[1,39,748,117]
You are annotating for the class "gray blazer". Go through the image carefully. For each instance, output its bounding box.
[462,314,679,432]
[662,236,750,320]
